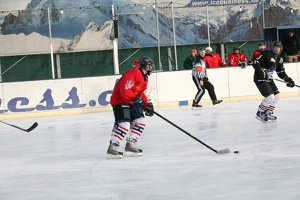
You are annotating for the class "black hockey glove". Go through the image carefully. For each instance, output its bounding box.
[145,102,154,117]
[255,69,267,80]
[132,96,145,109]
[239,61,247,69]
[284,77,295,88]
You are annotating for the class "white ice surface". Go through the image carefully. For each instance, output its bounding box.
[1,97,300,200]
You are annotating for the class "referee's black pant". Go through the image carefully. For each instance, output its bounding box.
[192,76,217,104]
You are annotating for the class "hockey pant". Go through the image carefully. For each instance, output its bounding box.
[192,76,217,104]
[255,80,280,113]
[111,104,146,145]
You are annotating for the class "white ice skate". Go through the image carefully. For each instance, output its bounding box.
[124,139,143,157]
[106,142,123,159]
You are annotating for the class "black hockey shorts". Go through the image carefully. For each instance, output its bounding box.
[112,103,144,122]
[255,80,279,97]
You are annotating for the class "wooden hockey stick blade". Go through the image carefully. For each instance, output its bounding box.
[0,121,38,132]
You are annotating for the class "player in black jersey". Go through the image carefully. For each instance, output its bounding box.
[253,41,295,123]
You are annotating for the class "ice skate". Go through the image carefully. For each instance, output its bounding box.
[255,111,268,123]
[124,139,143,157]
[192,101,202,109]
[106,142,123,159]
[266,110,277,122]
[213,100,223,107]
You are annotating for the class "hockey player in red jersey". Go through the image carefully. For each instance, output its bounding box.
[228,46,247,68]
[251,42,266,62]
[204,47,226,68]
[107,56,155,159]
[132,59,139,68]
[253,41,295,123]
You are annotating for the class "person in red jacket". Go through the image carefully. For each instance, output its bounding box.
[251,42,266,62]
[228,46,247,68]
[107,56,155,159]
[204,47,226,68]
[132,59,139,68]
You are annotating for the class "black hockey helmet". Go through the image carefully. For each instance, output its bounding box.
[139,56,154,75]
[233,46,240,51]
[271,41,283,54]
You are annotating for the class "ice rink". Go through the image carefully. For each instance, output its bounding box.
[1,97,300,200]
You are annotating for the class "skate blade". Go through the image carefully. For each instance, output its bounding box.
[255,116,268,123]
[106,154,123,159]
[124,151,143,157]
[191,107,202,110]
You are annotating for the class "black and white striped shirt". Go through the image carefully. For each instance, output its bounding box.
[192,57,207,79]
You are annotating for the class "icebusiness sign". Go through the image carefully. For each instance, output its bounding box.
[187,0,260,7]
[0,76,118,114]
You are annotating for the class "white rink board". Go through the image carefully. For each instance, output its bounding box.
[0,63,300,118]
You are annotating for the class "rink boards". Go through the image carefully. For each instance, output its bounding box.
[0,63,300,119]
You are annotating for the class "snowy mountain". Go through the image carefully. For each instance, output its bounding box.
[56,21,114,52]
[175,0,300,42]
[1,0,300,54]
[1,0,113,38]
[0,0,205,52]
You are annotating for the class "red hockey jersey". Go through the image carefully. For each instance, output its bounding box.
[204,53,226,68]
[228,52,247,66]
[110,68,149,106]
[251,49,263,61]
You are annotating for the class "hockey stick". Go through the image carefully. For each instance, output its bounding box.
[0,121,38,132]
[151,110,230,154]
[270,77,300,88]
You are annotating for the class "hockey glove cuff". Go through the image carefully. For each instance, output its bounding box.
[132,96,145,109]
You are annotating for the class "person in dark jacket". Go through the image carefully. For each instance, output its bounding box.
[282,29,299,62]
[183,49,197,69]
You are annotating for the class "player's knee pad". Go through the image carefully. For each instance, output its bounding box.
[264,94,275,105]
[274,93,280,104]
[132,118,146,131]
[111,121,131,144]
[130,118,146,141]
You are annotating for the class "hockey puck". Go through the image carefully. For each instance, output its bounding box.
[234,151,239,154]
